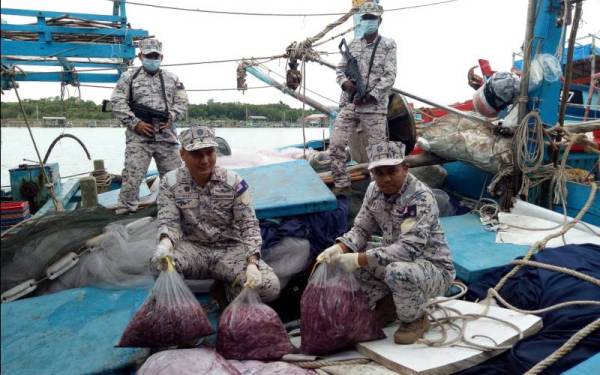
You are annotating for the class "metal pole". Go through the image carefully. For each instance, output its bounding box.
[390,88,494,128]
[245,65,333,116]
[558,1,582,127]
[312,57,494,127]
[517,0,538,123]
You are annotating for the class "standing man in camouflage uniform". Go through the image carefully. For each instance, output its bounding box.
[317,141,455,344]
[151,126,280,302]
[330,1,397,194]
[111,38,188,214]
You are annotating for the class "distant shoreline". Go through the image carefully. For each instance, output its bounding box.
[0,120,328,128]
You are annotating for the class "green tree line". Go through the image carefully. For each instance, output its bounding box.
[1,97,317,122]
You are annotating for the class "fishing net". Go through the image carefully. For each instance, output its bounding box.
[418,114,512,173]
[117,257,212,348]
[138,349,240,375]
[1,205,156,297]
[40,218,157,294]
[300,263,384,355]
[217,287,295,360]
[262,237,311,288]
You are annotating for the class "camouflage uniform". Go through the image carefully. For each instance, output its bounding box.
[337,174,455,323]
[111,39,188,211]
[157,164,280,302]
[330,32,397,188]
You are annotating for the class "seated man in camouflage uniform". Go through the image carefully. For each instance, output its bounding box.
[151,126,280,302]
[317,141,455,344]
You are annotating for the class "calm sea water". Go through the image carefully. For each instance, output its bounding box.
[0,127,330,186]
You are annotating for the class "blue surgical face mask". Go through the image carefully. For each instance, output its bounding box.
[361,19,379,36]
[142,57,161,72]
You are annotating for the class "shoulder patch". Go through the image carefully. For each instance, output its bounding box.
[175,81,185,90]
[401,204,417,218]
[235,179,249,197]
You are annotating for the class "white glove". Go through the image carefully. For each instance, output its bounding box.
[151,237,173,270]
[244,263,262,288]
[316,244,343,264]
[332,253,360,273]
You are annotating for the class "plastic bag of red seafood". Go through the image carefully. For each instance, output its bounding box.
[217,287,295,360]
[117,257,213,347]
[300,262,385,355]
[138,348,240,375]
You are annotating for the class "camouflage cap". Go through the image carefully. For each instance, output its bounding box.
[367,141,405,170]
[360,1,384,17]
[139,38,162,55]
[179,126,219,151]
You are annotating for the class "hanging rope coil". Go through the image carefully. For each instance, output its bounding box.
[514,110,545,174]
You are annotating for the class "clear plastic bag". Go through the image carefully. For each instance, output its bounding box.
[138,348,240,375]
[217,287,294,360]
[529,53,562,92]
[262,237,311,288]
[117,258,213,347]
[300,263,385,355]
[229,360,317,375]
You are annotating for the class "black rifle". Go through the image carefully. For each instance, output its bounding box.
[128,67,170,135]
[130,102,169,134]
[339,38,367,102]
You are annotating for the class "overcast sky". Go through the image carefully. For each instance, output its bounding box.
[1,0,599,109]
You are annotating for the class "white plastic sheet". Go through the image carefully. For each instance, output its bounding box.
[496,200,600,247]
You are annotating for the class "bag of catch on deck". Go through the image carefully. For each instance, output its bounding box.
[138,348,239,375]
[300,263,385,355]
[117,257,212,347]
[217,287,295,360]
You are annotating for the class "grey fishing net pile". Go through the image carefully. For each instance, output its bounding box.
[1,206,156,297]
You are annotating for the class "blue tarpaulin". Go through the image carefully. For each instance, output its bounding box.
[1,287,149,375]
[459,244,600,375]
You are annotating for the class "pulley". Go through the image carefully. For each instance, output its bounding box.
[286,59,302,91]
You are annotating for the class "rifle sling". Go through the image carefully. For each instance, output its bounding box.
[128,67,169,117]
[364,36,381,96]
